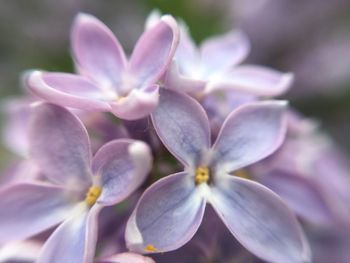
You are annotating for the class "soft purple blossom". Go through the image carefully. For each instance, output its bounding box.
[146,11,293,96]
[125,89,310,263]
[0,103,152,263]
[25,13,179,120]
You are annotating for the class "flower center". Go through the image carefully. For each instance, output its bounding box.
[85,186,102,206]
[195,166,210,185]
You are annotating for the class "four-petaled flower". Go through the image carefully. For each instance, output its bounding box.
[26,13,179,120]
[0,103,152,263]
[146,11,293,96]
[125,89,311,263]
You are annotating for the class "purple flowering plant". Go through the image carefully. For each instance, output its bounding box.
[1,7,350,263]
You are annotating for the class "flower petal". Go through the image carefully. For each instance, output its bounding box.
[1,98,34,157]
[37,204,102,263]
[206,65,293,96]
[26,71,111,111]
[29,103,92,188]
[92,139,152,206]
[210,176,311,263]
[200,30,250,74]
[212,101,287,173]
[258,170,336,226]
[151,89,210,167]
[129,15,179,88]
[0,240,42,262]
[164,61,206,93]
[71,13,127,91]
[0,182,75,243]
[98,252,155,263]
[125,172,206,253]
[174,22,200,76]
[109,85,159,120]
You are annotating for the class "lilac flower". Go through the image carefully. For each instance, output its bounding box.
[125,89,311,263]
[25,13,179,120]
[0,103,152,263]
[146,11,292,96]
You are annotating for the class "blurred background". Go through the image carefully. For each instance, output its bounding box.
[1,0,350,169]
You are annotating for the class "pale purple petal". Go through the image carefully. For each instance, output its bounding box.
[174,23,200,76]
[129,15,179,88]
[125,172,206,253]
[0,240,42,262]
[212,101,287,172]
[0,182,75,243]
[71,13,127,90]
[151,89,210,167]
[29,103,92,188]
[206,65,293,96]
[210,176,311,263]
[200,30,250,74]
[37,204,102,263]
[0,160,42,185]
[1,98,34,157]
[164,61,206,93]
[98,252,155,263]
[109,85,159,120]
[258,170,335,226]
[92,139,152,206]
[26,71,111,111]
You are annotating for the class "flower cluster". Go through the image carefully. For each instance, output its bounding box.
[1,10,350,263]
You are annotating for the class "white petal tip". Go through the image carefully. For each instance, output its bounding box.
[160,15,178,32]
[129,141,153,172]
[74,13,99,26]
[283,72,294,83]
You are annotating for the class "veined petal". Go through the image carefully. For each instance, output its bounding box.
[210,176,311,263]
[29,103,92,188]
[109,85,159,120]
[37,203,102,263]
[0,182,75,243]
[129,15,179,88]
[26,71,111,111]
[258,170,336,226]
[212,101,287,173]
[125,172,206,253]
[151,89,210,167]
[206,65,293,96]
[200,30,250,74]
[92,139,152,206]
[71,13,127,91]
[98,252,155,263]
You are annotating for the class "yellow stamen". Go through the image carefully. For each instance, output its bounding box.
[235,169,251,180]
[145,244,158,252]
[85,186,102,206]
[195,166,210,184]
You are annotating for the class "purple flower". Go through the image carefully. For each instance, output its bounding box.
[0,103,152,263]
[146,11,292,96]
[125,89,311,263]
[25,13,179,120]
